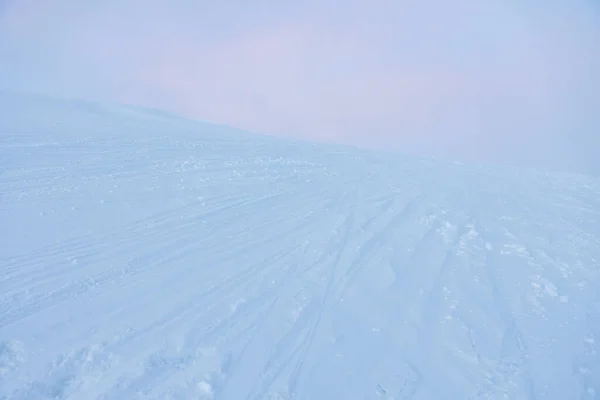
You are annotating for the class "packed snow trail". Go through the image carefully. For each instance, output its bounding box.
[1,94,600,399]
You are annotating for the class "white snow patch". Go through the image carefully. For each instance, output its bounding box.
[197,380,213,397]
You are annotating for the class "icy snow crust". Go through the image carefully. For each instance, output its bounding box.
[1,93,600,399]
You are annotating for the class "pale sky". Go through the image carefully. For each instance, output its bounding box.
[1,0,599,174]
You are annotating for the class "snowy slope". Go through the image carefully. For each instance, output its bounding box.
[1,93,600,400]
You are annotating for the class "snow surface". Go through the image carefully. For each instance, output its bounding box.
[1,92,600,399]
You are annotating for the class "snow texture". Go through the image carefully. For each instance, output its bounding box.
[1,91,600,399]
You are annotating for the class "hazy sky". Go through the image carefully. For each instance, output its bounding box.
[1,0,599,173]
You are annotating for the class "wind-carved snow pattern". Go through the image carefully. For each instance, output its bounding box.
[1,93,599,399]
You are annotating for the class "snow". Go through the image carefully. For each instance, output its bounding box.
[1,92,600,399]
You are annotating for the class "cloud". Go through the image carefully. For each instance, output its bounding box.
[1,0,599,173]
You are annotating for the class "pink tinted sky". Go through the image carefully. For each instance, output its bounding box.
[1,0,599,173]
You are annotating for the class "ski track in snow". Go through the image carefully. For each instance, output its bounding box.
[1,113,600,399]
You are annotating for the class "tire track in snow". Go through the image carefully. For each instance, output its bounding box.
[0,188,329,328]
[335,192,426,298]
[108,197,330,399]
[209,189,358,399]
[471,219,537,400]
[2,191,287,274]
[62,191,331,398]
